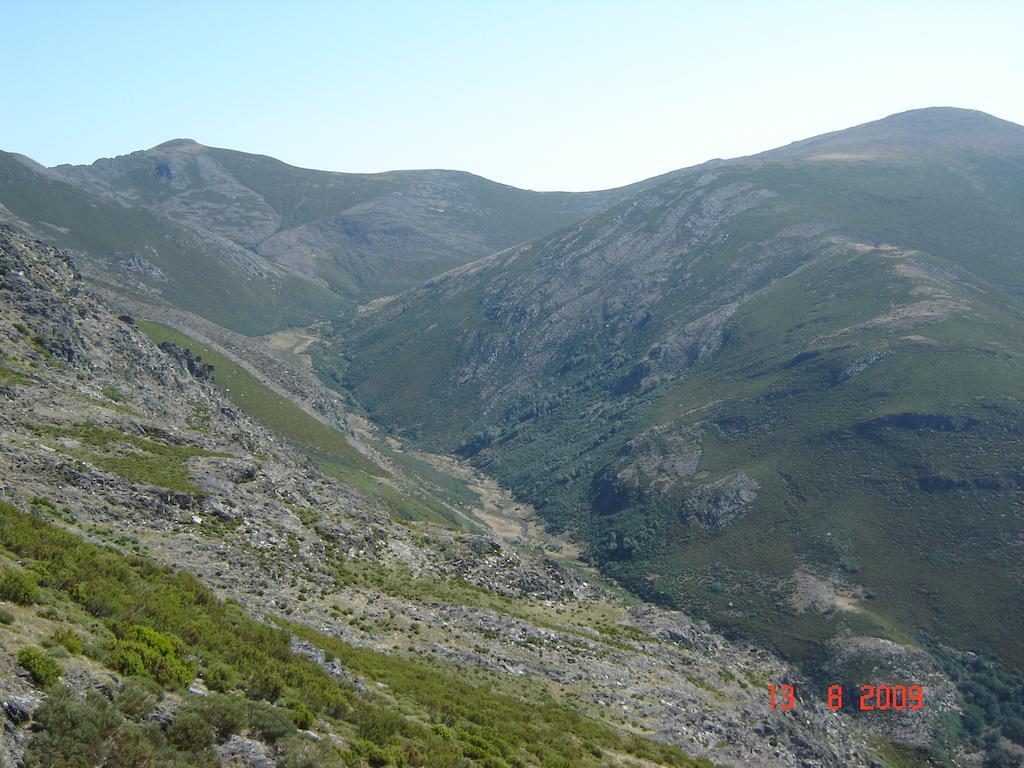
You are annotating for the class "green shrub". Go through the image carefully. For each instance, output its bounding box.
[276,735,348,768]
[25,688,121,767]
[193,694,248,741]
[167,708,215,753]
[203,660,238,692]
[246,669,284,701]
[102,722,161,768]
[284,697,315,729]
[0,568,39,605]
[50,628,85,654]
[0,607,14,625]
[115,676,162,720]
[101,385,126,402]
[17,646,62,687]
[250,701,296,744]
[106,625,194,688]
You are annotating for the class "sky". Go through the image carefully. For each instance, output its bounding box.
[3,0,1023,191]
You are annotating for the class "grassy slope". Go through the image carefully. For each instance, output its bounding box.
[628,244,1024,664]
[43,143,655,315]
[136,321,482,530]
[0,153,345,335]
[0,502,711,767]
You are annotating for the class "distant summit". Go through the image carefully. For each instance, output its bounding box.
[758,106,1024,161]
[150,138,203,151]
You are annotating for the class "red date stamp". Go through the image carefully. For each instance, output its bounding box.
[769,684,924,711]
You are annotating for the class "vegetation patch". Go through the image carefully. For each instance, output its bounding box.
[0,501,713,766]
[33,421,222,493]
[137,321,383,479]
[17,645,62,687]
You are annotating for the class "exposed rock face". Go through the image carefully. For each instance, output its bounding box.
[158,341,216,381]
[685,473,760,530]
[216,736,277,768]
[616,423,704,487]
[825,638,961,748]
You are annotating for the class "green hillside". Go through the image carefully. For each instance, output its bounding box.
[0,502,710,767]
[340,108,1024,673]
[0,139,669,336]
[0,140,661,322]
[0,152,345,335]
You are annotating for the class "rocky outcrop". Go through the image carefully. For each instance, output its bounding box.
[158,341,215,381]
[685,473,760,529]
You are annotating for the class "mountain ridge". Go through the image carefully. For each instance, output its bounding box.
[752,106,1024,161]
[0,138,676,334]
[338,107,1024,682]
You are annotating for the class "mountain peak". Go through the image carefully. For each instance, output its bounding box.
[760,106,1024,162]
[151,138,204,151]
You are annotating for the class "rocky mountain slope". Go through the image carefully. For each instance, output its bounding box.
[338,108,1024,761]
[0,142,657,335]
[0,229,908,765]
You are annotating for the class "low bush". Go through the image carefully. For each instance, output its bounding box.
[114,676,162,720]
[16,646,62,687]
[275,735,349,768]
[25,688,120,767]
[284,697,315,729]
[167,708,215,753]
[250,700,297,744]
[198,693,249,741]
[106,624,194,688]
[50,628,85,654]
[0,568,39,605]
[203,660,238,692]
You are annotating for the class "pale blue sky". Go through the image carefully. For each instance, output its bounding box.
[3,0,1022,191]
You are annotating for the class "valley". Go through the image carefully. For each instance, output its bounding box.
[2,107,1024,767]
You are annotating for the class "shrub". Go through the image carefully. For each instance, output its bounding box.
[0,569,39,605]
[276,735,348,768]
[25,688,121,767]
[103,722,160,768]
[203,660,238,692]
[284,697,315,729]
[107,625,194,688]
[17,646,62,687]
[101,385,126,402]
[246,669,284,701]
[50,628,85,654]
[193,694,247,741]
[115,676,162,720]
[0,607,14,625]
[167,708,215,753]
[249,701,296,744]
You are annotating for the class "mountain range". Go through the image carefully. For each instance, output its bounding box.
[0,140,660,334]
[2,107,1024,766]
